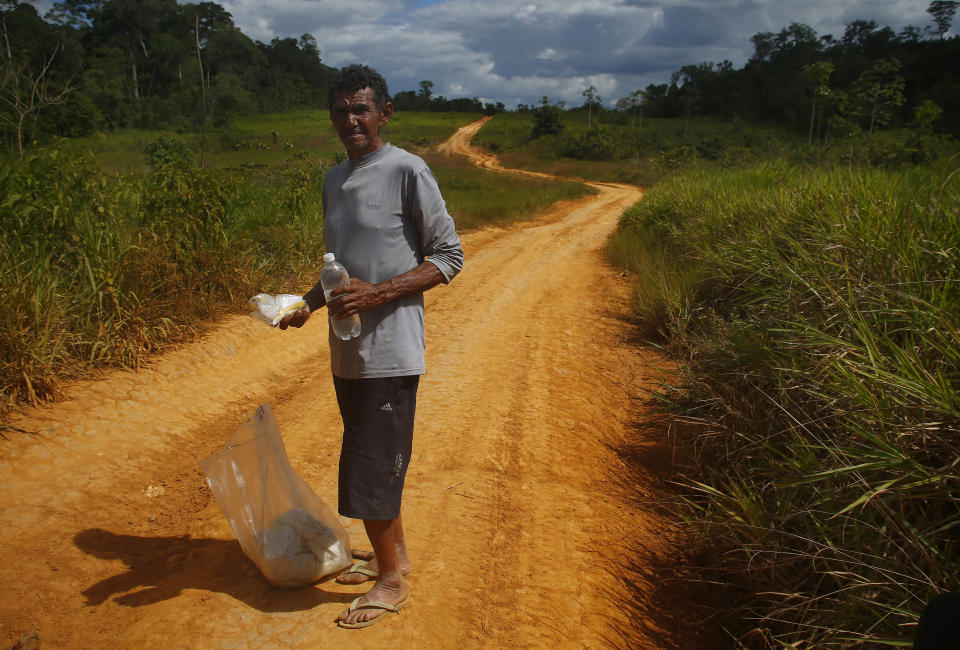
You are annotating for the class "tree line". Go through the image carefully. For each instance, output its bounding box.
[613,4,960,141]
[0,0,505,155]
[0,0,340,152]
[392,79,505,116]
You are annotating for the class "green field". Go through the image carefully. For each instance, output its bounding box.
[58,110,483,174]
[472,110,802,185]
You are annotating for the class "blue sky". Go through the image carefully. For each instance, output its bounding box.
[31,0,947,108]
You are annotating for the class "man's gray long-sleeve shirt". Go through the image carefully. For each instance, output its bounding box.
[322,143,464,379]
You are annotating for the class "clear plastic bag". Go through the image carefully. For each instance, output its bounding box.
[200,404,352,588]
[249,293,306,327]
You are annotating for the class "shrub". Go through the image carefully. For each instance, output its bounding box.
[143,136,194,171]
[531,103,564,138]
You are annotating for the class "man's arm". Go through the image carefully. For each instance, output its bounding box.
[326,261,445,319]
[277,261,444,329]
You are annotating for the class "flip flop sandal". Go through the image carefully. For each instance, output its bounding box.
[336,562,412,583]
[336,597,408,629]
[336,562,378,584]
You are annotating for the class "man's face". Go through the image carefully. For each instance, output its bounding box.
[330,87,393,159]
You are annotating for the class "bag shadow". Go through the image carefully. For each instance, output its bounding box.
[73,528,355,612]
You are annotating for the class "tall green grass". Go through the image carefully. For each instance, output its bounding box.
[0,149,325,410]
[608,161,960,646]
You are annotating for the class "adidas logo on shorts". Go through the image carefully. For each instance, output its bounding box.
[380,402,393,412]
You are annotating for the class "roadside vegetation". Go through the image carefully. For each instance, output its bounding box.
[0,146,323,409]
[607,160,960,646]
[474,108,956,191]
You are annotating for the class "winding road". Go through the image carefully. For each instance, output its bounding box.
[0,118,675,648]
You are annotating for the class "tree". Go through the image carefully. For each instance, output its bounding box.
[928,1,959,39]
[910,99,943,132]
[616,89,645,129]
[670,67,702,134]
[531,95,564,138]
[418,79,433,100]
[190,1,234,45]
[0,11,75,156]
[194,14,206,166]
[91,0,180,101]
[842,20,881,53]
[849,57,905,133]
[582,84,599,129]
[803,61,833,146]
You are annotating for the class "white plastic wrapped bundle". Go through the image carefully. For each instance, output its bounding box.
[260,508,351,581]
[200,404,352,588]
[248,293,306,327]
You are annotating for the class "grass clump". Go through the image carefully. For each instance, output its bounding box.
[423,152,594,231]
[608,161,960,646]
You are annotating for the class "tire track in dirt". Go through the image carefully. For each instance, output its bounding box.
[0,118,675,648]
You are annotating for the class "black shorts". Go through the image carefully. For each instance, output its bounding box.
[333,375,419,521]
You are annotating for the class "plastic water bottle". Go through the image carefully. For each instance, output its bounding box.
[320,252,361,340]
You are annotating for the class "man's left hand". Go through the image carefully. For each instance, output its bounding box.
[327,278,384,318]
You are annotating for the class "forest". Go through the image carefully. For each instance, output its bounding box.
[0,0,333,152]
[633,16,960,139]
[0,0,509,156]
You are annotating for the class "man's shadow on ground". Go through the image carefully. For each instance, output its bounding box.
[74,528,354,612]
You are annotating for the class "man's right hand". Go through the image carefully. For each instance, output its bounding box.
[278,306,311,330]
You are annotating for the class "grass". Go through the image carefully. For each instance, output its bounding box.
[475,111,959,190]
[0,150,326,408]
[58,110,483,175]
[423,152,594,231]
[473,111,804,186]
[606,159,960,646]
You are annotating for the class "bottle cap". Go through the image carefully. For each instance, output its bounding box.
[323,252,335,263]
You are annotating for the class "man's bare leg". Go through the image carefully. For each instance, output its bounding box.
[336,518,409,625]
[336,514,411,584]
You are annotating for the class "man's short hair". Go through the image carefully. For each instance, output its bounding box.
[328,64,390,112]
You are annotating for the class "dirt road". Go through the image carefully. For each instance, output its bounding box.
[0,119,672,648]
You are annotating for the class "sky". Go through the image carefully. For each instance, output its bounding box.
[31,0,947,108]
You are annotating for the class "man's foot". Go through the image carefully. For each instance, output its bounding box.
[336,576,409,628]
[336,554,412,585]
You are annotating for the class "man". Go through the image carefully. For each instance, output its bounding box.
[279,64,463,629]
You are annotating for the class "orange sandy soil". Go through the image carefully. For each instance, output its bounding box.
[0,119,690,648]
